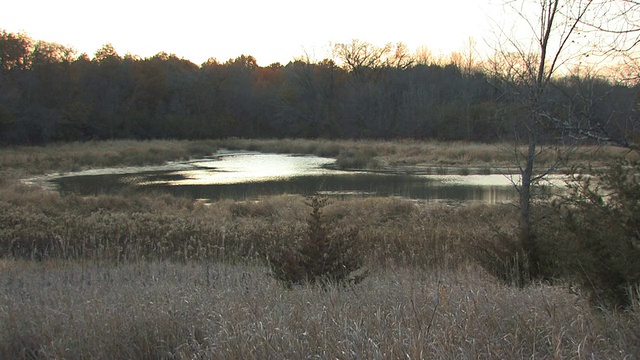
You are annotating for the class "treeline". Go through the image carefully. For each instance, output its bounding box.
[0,30,637,144]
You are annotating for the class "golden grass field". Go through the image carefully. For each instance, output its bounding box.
[1,139,638,359]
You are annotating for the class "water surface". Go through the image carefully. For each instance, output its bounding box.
[49,152,523,204]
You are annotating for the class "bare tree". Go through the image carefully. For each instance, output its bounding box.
[488,0,594,281]
[510,0,640,154]
[385,42,414,70]
[414,45,436,65]
[582,0,640,73]
[332,40,413,81]
[567,0,640,152]
[332,39,391,82]
[450,37,481,77]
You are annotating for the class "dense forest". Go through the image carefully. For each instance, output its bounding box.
[0,30,637,145]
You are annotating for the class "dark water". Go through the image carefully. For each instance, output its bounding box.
[49,153,519,204]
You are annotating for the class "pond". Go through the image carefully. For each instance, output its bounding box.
[44,151,528,204]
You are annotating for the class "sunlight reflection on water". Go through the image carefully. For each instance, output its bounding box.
[431,174,566,187]
[141,153,339,185]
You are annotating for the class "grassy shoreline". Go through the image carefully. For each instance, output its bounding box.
[1,139,638,358]
[1,138,634,178]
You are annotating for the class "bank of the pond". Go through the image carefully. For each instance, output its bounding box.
[2,138,633,177]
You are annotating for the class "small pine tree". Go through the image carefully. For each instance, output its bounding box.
[268,195,366,288]
[549,158,640,308]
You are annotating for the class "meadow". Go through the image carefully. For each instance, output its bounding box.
[1,139,638,359]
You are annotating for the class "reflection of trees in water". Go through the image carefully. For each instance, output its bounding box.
[55,171,517,204]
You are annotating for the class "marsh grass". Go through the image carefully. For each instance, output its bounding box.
[1,139,633,179]
[183,138,640,177]
[0,139,219,176]
[335,148,381,169]
[1,261,637,359]
[0,182,509,269]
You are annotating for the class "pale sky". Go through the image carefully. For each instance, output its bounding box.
[1,0,503,66]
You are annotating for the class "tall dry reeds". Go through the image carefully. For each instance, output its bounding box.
[212,137,614,175]
[0,180,513,270]
[1,139,633,180]
[0,139,219,176]
[1,261,637,359]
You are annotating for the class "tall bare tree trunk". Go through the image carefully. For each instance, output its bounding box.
[520,135,539,281]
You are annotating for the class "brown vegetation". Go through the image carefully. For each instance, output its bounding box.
[2,261,637,359]
[1,138,633,178]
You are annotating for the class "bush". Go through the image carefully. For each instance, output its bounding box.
[548,158,640,308]
[267,195,366,288]
[335,149,379,169]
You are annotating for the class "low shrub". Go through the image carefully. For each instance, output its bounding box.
[335,149,379,169]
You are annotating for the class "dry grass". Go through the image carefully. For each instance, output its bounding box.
[214,138,637,172]
[1,178,518,270]
[0,182,512,270]
[0,139,219,176]
[2,139,631,179]
[1,261,637,359]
